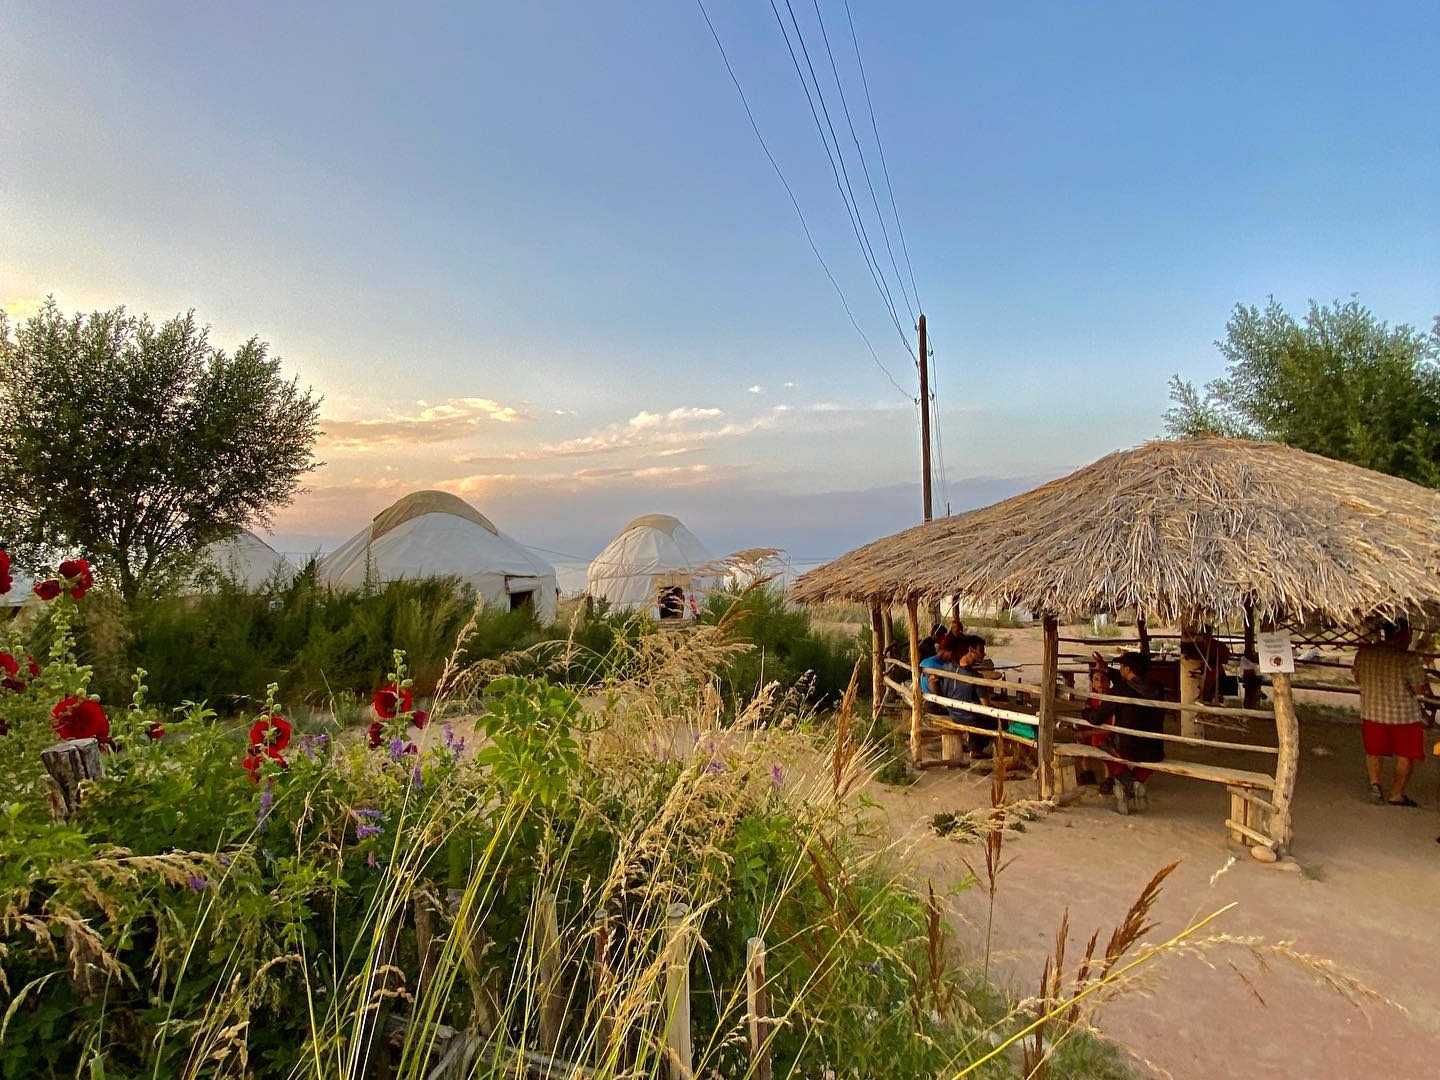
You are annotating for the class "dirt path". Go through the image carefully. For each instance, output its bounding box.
[862,625,1440,1078]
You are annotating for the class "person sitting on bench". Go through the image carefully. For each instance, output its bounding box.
[1106,652,1167,815]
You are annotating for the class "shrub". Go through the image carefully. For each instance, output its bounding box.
[699,586,864,709]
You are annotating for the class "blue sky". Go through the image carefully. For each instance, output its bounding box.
[2,1,1436,564]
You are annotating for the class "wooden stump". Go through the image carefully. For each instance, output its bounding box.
[42,738,104,820]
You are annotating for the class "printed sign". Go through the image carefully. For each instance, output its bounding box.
[1256,631,1295,674]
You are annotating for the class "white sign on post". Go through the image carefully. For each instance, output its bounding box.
[1257,631,1295,674]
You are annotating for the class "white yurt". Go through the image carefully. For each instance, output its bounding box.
[319,490,558,621]
[586,514,721,619]
[198,530,295,590]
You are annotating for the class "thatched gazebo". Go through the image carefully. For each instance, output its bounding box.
[794,439,1440,856]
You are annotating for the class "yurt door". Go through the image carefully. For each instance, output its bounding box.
[505,575,539,614]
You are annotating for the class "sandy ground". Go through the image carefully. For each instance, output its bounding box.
[864,624,1440,1079]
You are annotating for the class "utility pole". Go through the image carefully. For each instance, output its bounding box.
[917,313,942,628]
[917,312,932,523]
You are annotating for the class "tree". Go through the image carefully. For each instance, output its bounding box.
[1165,298,1440,486]
[0,300,322,601]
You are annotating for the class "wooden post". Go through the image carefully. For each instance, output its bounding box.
[1178,619,1204,738]
[41,738,104,821]
[905,599,924,764]
[414,893,436,998]
[663,903,693,1080]
[1037,615,1059,799]
[1268,671,1300,855]
[869,600,885,720]
[1136,614,1150,657]
[1242,602,1261,709]
[537,891,564,1053]
[745,937,772,1080]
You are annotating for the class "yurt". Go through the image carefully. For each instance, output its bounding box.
[198,530,294,590]
[319,491,558,621]
[587,514,720,619]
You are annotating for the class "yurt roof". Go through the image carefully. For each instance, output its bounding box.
[372,490,497,539]
[793,438,1440,626]
[621,513,684,536]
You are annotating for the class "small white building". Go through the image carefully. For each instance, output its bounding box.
[319,490,558,621]
[586,514,721,620]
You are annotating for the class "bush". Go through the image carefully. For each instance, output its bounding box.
[699,586,864,710]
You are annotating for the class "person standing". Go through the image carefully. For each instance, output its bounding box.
[1352,619,1431,807]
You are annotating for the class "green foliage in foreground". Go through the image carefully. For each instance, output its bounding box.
[54,571,643,710]
[0,618,1130,1079]
[34,577,863,718]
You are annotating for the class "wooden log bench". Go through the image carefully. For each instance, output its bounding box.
[1054,742,1278,847]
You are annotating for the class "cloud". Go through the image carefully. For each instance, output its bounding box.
[747,385,764,394]
[783,380,797,389]
[321,397,527,450]
[455,462,718,495]
[458,405,762,465]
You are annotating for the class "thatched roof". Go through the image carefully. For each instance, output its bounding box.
[793,439,1440,625]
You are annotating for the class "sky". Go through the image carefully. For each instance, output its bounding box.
[2,1,1437,568]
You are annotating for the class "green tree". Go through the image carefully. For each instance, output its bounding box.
[1165,298,1440,485]
[0,300,322,601]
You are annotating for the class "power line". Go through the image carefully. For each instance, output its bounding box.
[843,0,921,313]
[810,0,915,324]
[928,333,953,515]
[695,0,914,402]
[770,0,916,362]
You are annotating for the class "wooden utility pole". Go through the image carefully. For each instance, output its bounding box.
[918,313,932,523]
[917,313,942,627]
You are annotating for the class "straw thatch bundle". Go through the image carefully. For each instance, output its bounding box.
[793,439,1440,625]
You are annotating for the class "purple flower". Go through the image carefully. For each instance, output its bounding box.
[705,759,725,774]
[443,722,465,758]
[298,732,329,758]
[410,764,424,789]
[186,874,209,892]
[366,851,379,869]
[257,785,274,830]
[353,807,383,820]
[355,823,382,840]
[770,763,784,788]
[388,737,406,762]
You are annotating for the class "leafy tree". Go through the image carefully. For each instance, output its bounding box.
[0,300,321,600]
[1165,298,1440,485]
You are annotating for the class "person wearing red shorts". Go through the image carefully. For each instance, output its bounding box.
[1352,620,1432,807]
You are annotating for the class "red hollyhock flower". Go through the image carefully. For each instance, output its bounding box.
[34,579,62,602]
[410,709,430,730]
[242,750,263,783]
[0,652,24,693]
[367,719,385,748]
[372,683,413,720]
[248,714,292,754]
[58,558,94,599]
[51,695,111,745]
[27,656,40,678]
[0,548,11,595]
[146,722,165,740]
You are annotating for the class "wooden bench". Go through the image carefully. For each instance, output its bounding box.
[1054,743,1277,847]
